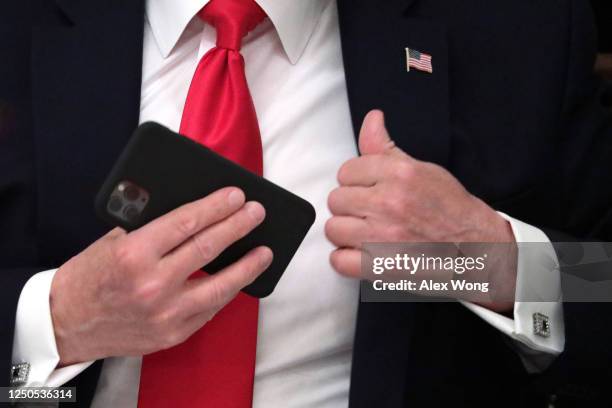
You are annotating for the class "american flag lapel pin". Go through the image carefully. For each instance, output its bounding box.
[406,47,433,74]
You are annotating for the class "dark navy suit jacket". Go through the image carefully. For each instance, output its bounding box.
[1,0,612,406]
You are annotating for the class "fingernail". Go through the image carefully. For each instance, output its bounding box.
[246,201,265,223]
[228,189,244,207]
[366,111,382,135]
[260,247,273,268]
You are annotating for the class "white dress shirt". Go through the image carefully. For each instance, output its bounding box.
[12,0,564,406]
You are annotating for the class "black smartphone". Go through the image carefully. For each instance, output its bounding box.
[94,122,316,298]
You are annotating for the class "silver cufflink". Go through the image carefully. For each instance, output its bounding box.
[10,362,30,386]
[533,312,551,338]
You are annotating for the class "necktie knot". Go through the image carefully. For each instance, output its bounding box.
[199,0,267,51]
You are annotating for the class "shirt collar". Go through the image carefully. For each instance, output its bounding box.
[146,0,330,64]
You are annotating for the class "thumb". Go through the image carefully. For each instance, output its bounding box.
[358,110,397,156]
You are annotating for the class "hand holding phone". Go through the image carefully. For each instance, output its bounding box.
[52,187,271,366]
[95,122,316,297]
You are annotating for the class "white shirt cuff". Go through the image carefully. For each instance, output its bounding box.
[12,269,95,387]
[461,213,565,372]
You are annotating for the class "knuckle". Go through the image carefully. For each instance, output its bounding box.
[337,161,352,184]
[422,161,443,174]
[232,206,262,238]
[324,217,338,240]
[134,280,165,313]
[329,250,341,270]
[236,211,257,232]
[150,307,177,328]
[105,227,126,241]
[159,330,186,350]
[206,193,231,219]
[327,188,341,212]
[242,255,263,281]
[391,160,415,182]
[191,234,215,263]
[330,251,347,275]
[113,244,140,270]
[207,279,230,308]
[176,214,199,238]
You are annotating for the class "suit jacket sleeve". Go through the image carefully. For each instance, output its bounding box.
[537,0,612,400]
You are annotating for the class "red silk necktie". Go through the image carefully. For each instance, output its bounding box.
[138,1,266,407]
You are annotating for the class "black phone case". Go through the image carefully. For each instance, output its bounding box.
[94,122,316,298]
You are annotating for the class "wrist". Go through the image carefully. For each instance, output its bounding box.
[50,266,76,366]
[467,200,517,312]
[50,264,100,366]
[469,196,516,243]
[490,213,516,244]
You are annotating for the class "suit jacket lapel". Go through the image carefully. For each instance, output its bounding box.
[338,0,450,166]
[31,0,145,260]
[338,1,450,406]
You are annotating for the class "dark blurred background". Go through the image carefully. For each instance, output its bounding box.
[590,0,612,107]
[591,0,612,54]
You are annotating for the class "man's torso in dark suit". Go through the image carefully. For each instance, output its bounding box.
[1,0,611,406]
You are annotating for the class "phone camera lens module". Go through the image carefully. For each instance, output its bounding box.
[108,196,123,213]
[109,180,150,224]
[123,185,141,201]
[123,205,140,222]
